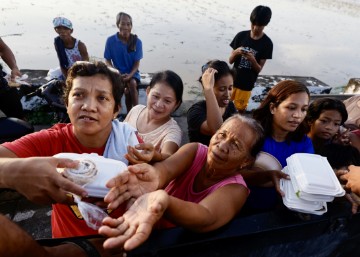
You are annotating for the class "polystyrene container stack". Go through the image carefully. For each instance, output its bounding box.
[280,153,345,215]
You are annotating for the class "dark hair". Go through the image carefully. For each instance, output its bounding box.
[304,98,348,132]
[317,143,360,169]
[223,114,265,158]
[199,59,234,84]
[250,5,272,26]
[64,61,124,113]
[253,80,310,142]
[148,70,184,111]
[116,12,137,53]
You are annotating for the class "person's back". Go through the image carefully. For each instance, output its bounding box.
[53,17,89,79]
[229,5,273,113]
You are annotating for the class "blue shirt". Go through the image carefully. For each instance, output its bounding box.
[104,33,143,81]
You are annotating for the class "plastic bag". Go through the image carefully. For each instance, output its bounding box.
[73,195,108,230]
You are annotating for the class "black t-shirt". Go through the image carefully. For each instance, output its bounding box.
[187,100,237,146]
[230,30,273,91]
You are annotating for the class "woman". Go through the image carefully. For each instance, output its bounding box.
[124,70,183,163]
[246,80,314,212]
[99,114,265,251]
[104,12,143,113]
[0,61,139,238]
[187,60,237,146]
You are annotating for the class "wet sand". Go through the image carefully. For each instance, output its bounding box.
[1,0,359,99]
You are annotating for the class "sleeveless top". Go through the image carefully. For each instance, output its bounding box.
[65,39,82,67]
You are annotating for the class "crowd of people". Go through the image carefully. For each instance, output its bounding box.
[1,4,360,257]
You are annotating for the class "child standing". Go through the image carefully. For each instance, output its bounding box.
[229,5,273,113]
[53,17,89,79]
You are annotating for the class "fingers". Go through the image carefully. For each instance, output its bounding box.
[106,172,130,189]
[124,224,152,251]
[105,188,132,210]
[57,176,88,198]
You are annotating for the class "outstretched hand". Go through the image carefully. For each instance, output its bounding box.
[3,157,87,205]
[100,190,169,251]
[125,144,155,164]
[340,165,360,196]
[104,164,160,210]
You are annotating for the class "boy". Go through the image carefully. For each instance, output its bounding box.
[229,5,273,113]
[53,17,89,79]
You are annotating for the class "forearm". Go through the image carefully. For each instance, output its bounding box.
[203,89,223,133]
[1,46,19,71]
[164,195,217,232]
[129,60,140,77]
[229,50,238,64]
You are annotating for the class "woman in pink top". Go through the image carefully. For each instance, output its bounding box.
[99,114,265,251]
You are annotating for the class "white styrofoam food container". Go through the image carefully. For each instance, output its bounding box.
[54,153,127,198]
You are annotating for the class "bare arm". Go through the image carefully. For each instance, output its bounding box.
[0,37,21,79]
[78,41,89,61]
[101,184,248,251]
[0,147,87,205]
[199,68,224,135]
[104,59,114,68]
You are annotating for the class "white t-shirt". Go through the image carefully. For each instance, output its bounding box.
[124,105,182,151]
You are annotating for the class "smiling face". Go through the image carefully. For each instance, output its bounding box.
[146,82,179,121]
[214,74,233,108]
[66,74,119,146]
[207,118,255,178]
[118,15,132,39]
[309,110,342,140]
[271,92,309,134]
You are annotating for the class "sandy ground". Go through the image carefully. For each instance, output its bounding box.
[1,0,359,99]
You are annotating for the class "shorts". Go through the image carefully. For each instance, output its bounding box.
[231,88,252,111]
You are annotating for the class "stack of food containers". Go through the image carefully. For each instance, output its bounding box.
[280,153,345,215]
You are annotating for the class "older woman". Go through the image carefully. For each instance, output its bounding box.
[99,114,264,251]
[0,61,139,238]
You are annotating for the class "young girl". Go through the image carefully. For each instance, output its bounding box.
[245,80,314,212]
[305,97,348,152]
[53,17,89,79]
[187,60,237,146]
[124,70,183,163]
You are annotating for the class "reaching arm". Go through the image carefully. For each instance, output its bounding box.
[0,37,21,80]
[0,150,87,205]
[104,143,198,209]
[100,183,248,251]
[340,165,360,195]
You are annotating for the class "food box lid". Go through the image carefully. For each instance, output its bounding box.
[54,153,127,198]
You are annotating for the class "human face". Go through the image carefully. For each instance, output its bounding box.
[54,26,72,40]
[207,119,254,178]
[271,92,309,134]
[146,82,179,121]
[310,110,342,140]
[118,15,132,39]
[251,24,265,39]
[214,74,233,108]
[66,74,118,146]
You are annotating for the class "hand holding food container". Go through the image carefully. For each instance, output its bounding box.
[55,153,128,229]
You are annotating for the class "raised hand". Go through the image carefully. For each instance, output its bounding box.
[100,190,169,251]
